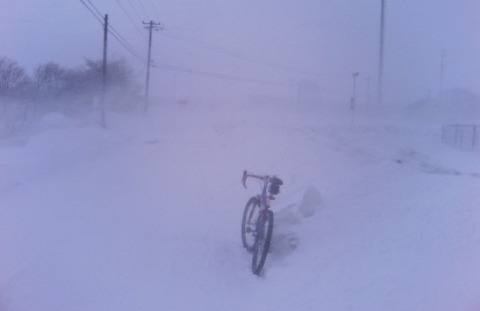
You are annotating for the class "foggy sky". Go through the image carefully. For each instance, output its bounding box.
[1,0,479,105]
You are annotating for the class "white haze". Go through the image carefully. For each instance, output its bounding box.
[1,1,480,310]
[0,0,479,105]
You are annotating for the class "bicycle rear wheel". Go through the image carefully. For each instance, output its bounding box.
[252,210,274,275]
[241,197,260,252]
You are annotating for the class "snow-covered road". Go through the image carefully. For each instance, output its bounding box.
[1,105,479,310]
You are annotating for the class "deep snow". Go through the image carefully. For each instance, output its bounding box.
[1,102,479,310]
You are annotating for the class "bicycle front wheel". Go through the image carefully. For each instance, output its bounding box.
[252,210,274,275]
[241,197,260,252]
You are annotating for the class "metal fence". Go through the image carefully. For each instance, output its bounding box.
[441,124,479,150]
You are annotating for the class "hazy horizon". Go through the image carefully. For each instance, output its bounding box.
[1,0,479,106]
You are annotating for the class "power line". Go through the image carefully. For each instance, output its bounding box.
[161,29,338,79]
[79,0,103,25]
[149,0,161,20]
[157,64,285,86]
[79,0,147,65]
[115,0,147,38]
[80,0,338,82]
[109,27,147,64]
[86,0,103,17]
[137,0,152,21]
[109,24,139,53]
[126,0,143,21]
[80,1,344,93]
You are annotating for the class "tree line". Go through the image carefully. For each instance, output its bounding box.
[0,56,141,136]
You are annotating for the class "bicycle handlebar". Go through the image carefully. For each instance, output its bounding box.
[242,170,271,188]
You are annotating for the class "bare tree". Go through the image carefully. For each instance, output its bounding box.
[0,56,141,137]
[34,62,68,100]
[0,57,30,137]
[0,57,28,98]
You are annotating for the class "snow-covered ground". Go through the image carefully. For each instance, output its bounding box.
[1,102,479,310]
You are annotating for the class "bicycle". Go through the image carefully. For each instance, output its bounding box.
[241,170,283,275]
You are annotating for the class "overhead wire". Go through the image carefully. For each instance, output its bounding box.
[109,26,147,64]
[153,31,296,85]
[157,64,286,86]
[81,1,333,87]
[86,0,103,17]
[137,0,153,21]
[149,0,161,21]
[126,0,144,21]
[161,29,337,79]
[115,0,148,39]
[79,0,147,65]
[79,0,103,25]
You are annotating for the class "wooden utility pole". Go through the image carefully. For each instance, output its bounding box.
[101,14,108,128]
[143,21,161,115]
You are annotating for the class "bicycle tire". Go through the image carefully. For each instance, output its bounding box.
[252,210,274,275]
[241,197,260,252]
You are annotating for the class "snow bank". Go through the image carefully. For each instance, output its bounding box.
[272,185,322,260]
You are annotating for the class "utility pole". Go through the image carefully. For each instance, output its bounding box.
[188,69,192,103]
[101,14,108,128]
[439,49,446,96]
[143,20,161,115]
[378,0,386,105]
[297,81,302,106]
[366,77,371,106]
[351,72,359,130]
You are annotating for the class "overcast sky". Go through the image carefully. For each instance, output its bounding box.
[1,0,479,105]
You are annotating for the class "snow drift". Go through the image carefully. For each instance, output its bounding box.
[1,102,479,310]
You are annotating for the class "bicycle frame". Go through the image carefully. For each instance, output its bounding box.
[242,171,275,209]
[242,170,280,275]
[242,171,274,231]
